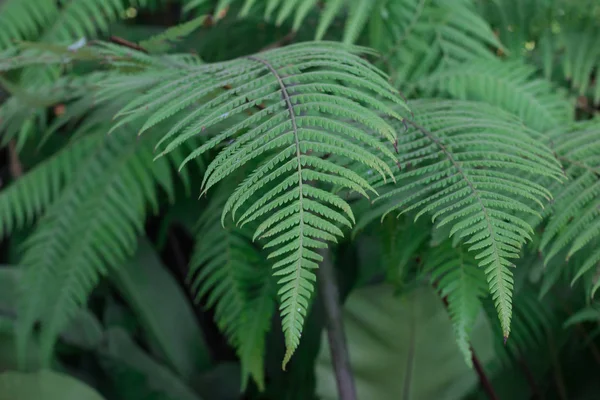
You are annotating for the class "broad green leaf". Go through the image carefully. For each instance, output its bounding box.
[99,328,202,400]
[315,285,494,400]
[0,370,106,400]
[111,238,210,379]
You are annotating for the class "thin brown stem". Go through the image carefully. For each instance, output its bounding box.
[433,282,499,400]
[8,140,23,178]
[318,248,357,400]
[471,349,499,400]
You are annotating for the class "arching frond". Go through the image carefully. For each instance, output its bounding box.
[425,241,487,367]
[368,100,564,339]
[106,41,408,367]
[189,185,276,391]
[540,120,600,297]
[14,118,192,364]
[420,60,573,131]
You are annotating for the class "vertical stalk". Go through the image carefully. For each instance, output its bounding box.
[318,248,357,400]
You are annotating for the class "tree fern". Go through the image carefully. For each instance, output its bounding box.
[540,120,600,296]
[425,241,487,367]
[367,100,564,340]
[189,183,276,390]
[103,41,408,366]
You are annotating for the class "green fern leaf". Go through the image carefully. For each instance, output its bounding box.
[419,60,573,131]
[425,242,487,367]
[369,100,563,339]
[108,42,408,367]
[189,184,276,390]
[14,117,190,364]
[540,120,600,296]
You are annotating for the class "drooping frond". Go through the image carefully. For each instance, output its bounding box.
[420,60,573,131]
[425,241,487,367]
[189,184,276,390]
[104,41,408,367]
[540,120,600,296]
[14,116,192,364]
[369,100,564,339]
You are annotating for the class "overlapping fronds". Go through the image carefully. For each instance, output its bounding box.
[425,242,487,366]
[12,114,194,364]
[540,120,600,297]
[420,60,573,131]
[105,41,408,366]
[0,72,108,146]
[184,0,374,44]
[189,184,276,390]
[478,0,600,104]
[538,27,600,105]
[368,100,564,339]
[373,0,501,86]
[0,0,149,50]
[0,135,99,238]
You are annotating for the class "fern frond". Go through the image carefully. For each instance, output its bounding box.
[0,135,99,238]
[14,120,190,364]
[189,184,276,390]
[107,42,407,366]
[185,0,373,43]
[374,0,501,86]
[483,279,561,365]
[419,60,573,131]
[539,27,600,105]
[369,100,563,339]
[540,120,600,296]
[425,241,487,367]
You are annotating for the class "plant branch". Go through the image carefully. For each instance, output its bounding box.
[318,248,357,400]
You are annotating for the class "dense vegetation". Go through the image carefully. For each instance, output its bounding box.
[0,0,599,399]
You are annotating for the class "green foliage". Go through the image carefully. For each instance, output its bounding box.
[101,40,409,367]
[189,185,276,389]
[0,0,599,399]
[541,120,600,296]
[368,100,563,338]
[425,243,487,366]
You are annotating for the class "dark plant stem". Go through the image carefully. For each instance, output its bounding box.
[471,349,499,400]
[8,140,22,178]
[318,248,357,400]
[433,283,500,400]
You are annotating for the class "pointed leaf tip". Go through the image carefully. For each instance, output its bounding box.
[503,336,508,345]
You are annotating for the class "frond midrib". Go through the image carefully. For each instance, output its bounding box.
[406,118,511,336]
[246,54,306,368]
